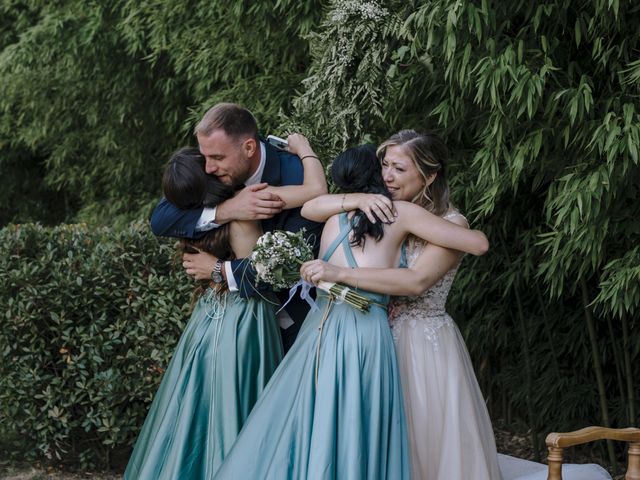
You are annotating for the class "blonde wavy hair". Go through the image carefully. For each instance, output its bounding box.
[377,129,450,217]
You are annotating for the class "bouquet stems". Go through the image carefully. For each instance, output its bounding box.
[317,281,372,312]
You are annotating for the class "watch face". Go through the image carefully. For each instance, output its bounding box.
[211,260,224,283]
[212,272,223,283]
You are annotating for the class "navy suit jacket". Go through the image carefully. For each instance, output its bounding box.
[150,142,324,333]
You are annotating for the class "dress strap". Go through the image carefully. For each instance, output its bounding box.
[321,213,353,262]
[399,242,408,268]
[339,213,359,269]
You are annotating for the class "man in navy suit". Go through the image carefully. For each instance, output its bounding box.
[150,103,323,352]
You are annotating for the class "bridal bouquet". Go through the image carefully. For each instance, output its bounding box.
[251,229,372,312]
[251,229,313,290]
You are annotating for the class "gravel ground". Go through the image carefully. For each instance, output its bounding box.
[0,425,623,479]
[0,468,120,480]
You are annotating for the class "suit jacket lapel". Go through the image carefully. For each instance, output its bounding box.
[260,142,281,186]
[260,142,283,232]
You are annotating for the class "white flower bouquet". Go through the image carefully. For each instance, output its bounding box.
[251,229,314,290]
[251,229,372,312]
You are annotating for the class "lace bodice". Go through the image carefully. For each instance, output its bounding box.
[389,211,466,349]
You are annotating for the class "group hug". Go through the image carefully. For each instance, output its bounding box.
[124,102,503,479]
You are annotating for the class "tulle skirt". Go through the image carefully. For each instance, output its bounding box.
[392,313,502,480]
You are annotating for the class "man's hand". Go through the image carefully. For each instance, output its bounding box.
[215,183,285,223]
[183,250,219,281]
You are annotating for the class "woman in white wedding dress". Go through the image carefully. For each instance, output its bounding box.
[302,130,503,480]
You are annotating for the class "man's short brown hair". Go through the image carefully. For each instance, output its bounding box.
[194,103,259,141]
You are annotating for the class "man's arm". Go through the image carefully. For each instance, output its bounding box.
[182,212,324,297]
[150,185,285,238]
[181,146,324,294]
[211,184,285,225]
[150,197,205,239]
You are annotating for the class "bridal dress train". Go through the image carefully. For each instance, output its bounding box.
[389,211,503,480]
[214,212,410,480]
[124,289,283,480]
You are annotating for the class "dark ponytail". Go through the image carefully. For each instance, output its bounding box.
[330,144,391,248]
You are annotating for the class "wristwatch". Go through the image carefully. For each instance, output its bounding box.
[211,259,224,283]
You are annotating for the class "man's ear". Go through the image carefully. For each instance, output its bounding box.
[242,137,257,157]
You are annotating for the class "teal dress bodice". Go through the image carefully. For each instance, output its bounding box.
[320,212,391,305]
[215,213,410,479]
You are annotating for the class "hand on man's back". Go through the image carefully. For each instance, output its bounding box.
[216,183,285,223]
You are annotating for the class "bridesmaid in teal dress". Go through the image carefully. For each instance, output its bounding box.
[125,141,326,479]
[214,145,489,479]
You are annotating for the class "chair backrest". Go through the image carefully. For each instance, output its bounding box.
[498,453,611,479]
[546,426,640,480]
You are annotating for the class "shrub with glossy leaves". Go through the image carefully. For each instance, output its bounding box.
[0,221,192,467]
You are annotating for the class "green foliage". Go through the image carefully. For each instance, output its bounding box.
[286,0,405,155]
[285,0,640,461]
[0,222,192,467]
[1,0,639,470]
[0,0,322,226]
[382,0,640,459]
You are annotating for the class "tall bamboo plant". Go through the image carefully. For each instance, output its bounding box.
[289,0,640,467]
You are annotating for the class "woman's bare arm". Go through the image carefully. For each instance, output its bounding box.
[301,193,396,223]
[300,215,469,295]
[394,202,488,256]
[264,134,327,209]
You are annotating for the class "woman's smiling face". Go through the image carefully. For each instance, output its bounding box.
[381,145,426,202]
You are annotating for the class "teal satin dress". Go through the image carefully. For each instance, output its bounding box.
[124,289,283,480]
[214,213,410,480]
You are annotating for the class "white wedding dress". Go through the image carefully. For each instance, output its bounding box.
[389,211,613,480]
[389,211,503,480]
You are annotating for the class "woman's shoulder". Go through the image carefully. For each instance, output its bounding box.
[230,219,260,231]
[394,202,469,228]
[324,213,342,228]
[393,200,423,215]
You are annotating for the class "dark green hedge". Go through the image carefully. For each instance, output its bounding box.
[0,222,192,467]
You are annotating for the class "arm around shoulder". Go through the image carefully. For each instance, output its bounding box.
[301,192,396,223]
[264,135,328,209]
[395,202,489,256]
[150,197,204,238]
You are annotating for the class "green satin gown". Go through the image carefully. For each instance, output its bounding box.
[214,213,410,480]
[124,289,283,480]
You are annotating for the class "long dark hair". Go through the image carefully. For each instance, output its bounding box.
[162,147,236,262]
[330,144,392,248]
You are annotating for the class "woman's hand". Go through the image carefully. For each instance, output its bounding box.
[286,133,314,158]
[300,259,344,285]
[351,193,396,224]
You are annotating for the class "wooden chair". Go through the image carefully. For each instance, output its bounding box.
[546,426,640,480]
